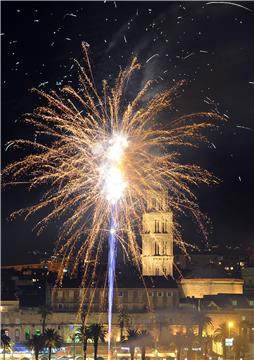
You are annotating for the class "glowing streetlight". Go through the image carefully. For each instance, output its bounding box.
[228,321,234,337]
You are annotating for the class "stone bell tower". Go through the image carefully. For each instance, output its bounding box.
[142,189,174,276]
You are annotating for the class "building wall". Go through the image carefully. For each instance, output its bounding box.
[50,287,179,313]
[242,267,254,295]
[2,305,254,353]
[179,278,244,298]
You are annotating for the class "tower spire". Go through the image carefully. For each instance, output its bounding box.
[142,189,173,276]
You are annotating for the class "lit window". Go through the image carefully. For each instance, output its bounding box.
[35,329,41,336]
[242,316,246,321]
[249,300,254,306]
[232,300,237,306]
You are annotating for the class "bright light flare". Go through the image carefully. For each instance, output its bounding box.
[103,134,128,204]
[107,134,128,162]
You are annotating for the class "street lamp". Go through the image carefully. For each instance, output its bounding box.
[228,322,233,338]
[227,322,234,360]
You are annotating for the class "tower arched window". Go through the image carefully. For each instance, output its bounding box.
[154,242,159,255]
[152,198,157,210]
[162,220,168,233]
[154,220,160,233]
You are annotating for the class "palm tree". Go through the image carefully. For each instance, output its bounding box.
[43,328,63,360]
[185,329,197,360]
[81,305,88,325]
[75,325,91,360]
[126,329,140,360]
[1,329,11,360]
[88,324,106,360]
[118,309,129,342]
[38,305,52,334]
[28,334,45,360]
[192,311,213,337]
[172,332,185,360]
[239,320,250,340]
[233,334,248,359]
[138,330,154,360]
[214,322,236,360]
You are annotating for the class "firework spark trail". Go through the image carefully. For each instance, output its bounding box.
[206,1,253,12]
[3,42,225,311]
[108,212,117,358]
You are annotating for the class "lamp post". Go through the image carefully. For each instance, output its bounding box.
[227,322,234,360]
[228,322,233,338]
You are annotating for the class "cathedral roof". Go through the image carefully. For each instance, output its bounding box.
[116,267,178,288]
[55,264,178,289]
[184,263,229,279]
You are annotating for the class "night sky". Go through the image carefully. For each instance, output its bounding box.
[2,1,254,265]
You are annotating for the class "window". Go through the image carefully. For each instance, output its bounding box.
[15,329,20,341]
[69,290,74,300]
[241,316,246,321]
[57,290,63,299]
[155,268,160,276]
[58,303,64,310]
[157,292,162,297]
[154,220,160,233]
[249,300,254,306]
[25,328,30,340]
[152,198,156,209]
[119,291,123,297]
[162,220,168,233]
[35,329,41,336]
[154,242,159,255]
[167,292,172,297]
[232,300,237,306]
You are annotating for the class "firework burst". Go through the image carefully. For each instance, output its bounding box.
[3,43,224,293]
